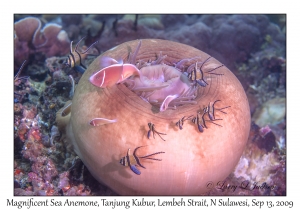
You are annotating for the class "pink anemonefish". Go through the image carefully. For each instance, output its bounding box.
[89,57,141,88]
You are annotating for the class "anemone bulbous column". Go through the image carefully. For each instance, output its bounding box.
[57,39,251,195]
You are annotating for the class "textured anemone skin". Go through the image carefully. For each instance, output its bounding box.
[57,39,251,195]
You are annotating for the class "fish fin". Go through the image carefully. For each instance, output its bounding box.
[117,58,123,64]
[133,146,147,169]
[130,165,141,175]
[196,79,208,87]
[147,130,151,139]
[208,113,214,121]
[197,124,204,132]
[121,64,141,80]
[89,64,123,88]
[89,118,117,126]
[100,56,119,68]
[74,65,85,74]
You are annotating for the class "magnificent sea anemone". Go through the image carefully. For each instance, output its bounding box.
[56,39,251,195]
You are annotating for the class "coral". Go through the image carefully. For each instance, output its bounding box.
[42,126,60,147]
[17,123,29,142]
[14,103,22,113]
[27,171,57,195]
[22,104,37,119]
[198,15,285,73]
[14,188,35,196]
[27,126,42,141]
[82,15,105,37]
[205,122,285,196]
[204,15,261,67]
[163,21,212,52]
[32,157,58,182]
[52,70,68,81]
[64,24,80,41]
[26,64,49,81]
[45,56,67,73]
[259,125,272,138]
[236,123,285,193]
[15,105,85,196]
[64,184,91,196]
[28,79,48,95]
[253,97,286,127]
[35,23,70,57]
[161,14,189,29]
[22,139,44,162]
[89,15,286,76]
[124,15,164,30]
[232,142,284,195]
[58,171,71,193]
[14,17,70,70]
[238,48,286,90]
[61,14,83,27]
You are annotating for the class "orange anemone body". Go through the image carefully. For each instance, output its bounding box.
[56,39,251,195]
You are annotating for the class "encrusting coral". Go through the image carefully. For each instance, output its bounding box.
[14,17,70,71]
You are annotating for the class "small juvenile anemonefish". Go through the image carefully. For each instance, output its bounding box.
[119,146,165,175]
[176,115,194,130]
[207,100,231,121]
[89,118,117,126]
[191,111,208,133]
[188,57,224,87]
[147,122,166,141]
[65,37,98,70]
[192,106,224,133]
